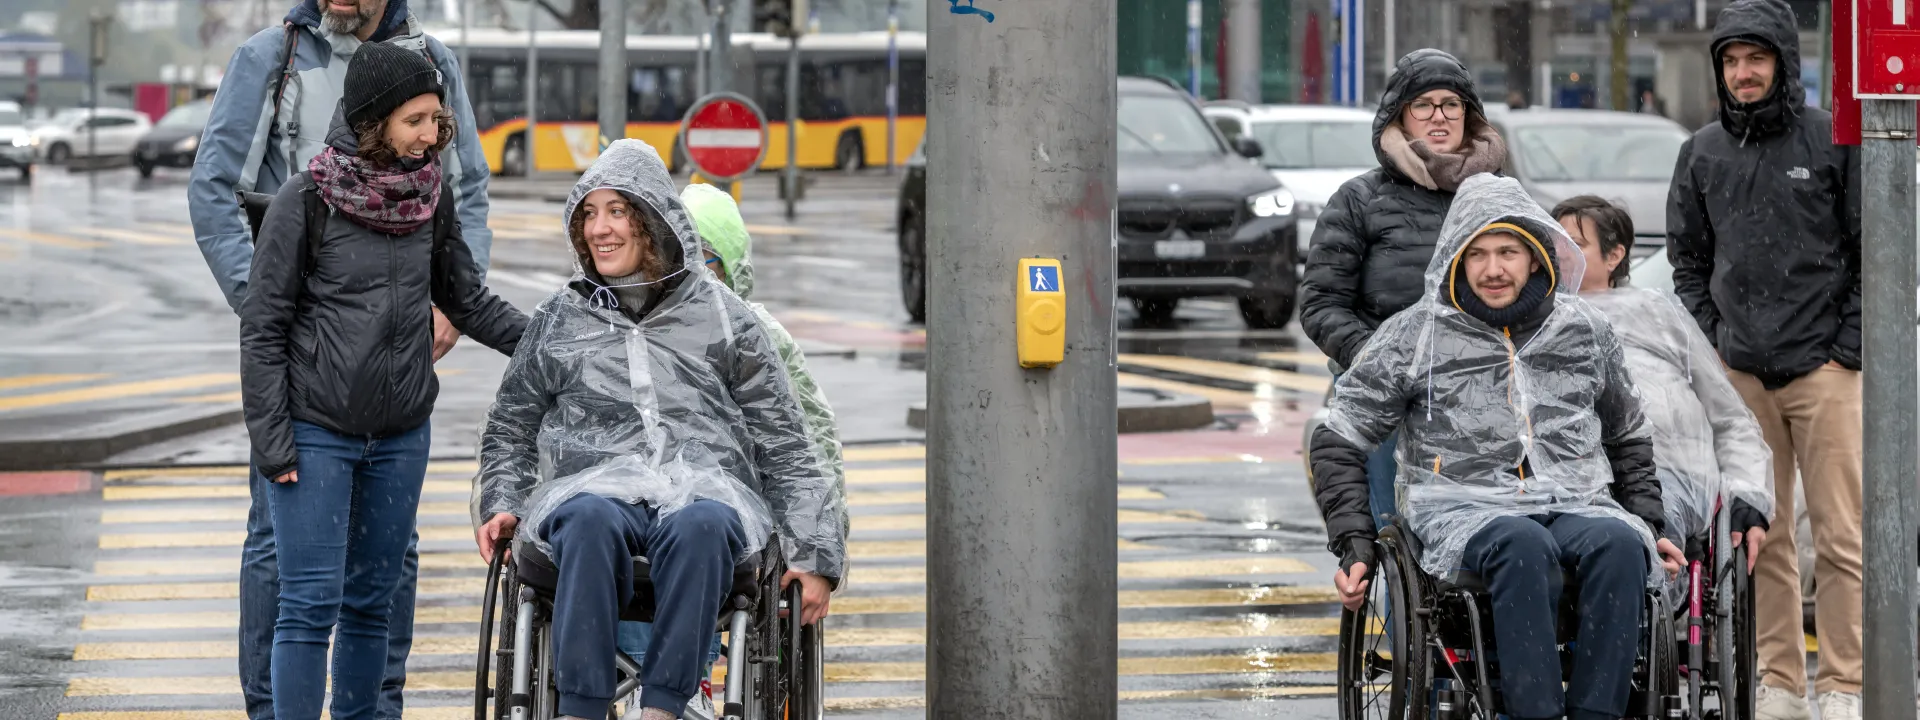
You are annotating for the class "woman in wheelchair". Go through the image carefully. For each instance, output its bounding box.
[1311,174,1686,720]
[472,140,847,720]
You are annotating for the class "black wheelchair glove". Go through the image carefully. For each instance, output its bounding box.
[1339,537,1377,581]
[1730,499,1770,536]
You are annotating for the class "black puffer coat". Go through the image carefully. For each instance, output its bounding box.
[241,117,527,479]
[1301,50,1492,369]
[1666,0,1860,389]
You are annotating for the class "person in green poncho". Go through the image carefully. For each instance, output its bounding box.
[610,183,849,714]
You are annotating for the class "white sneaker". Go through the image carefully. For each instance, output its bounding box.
[682,691,716,720]
[1816,691,1862,720]
[1756,684,1811,720]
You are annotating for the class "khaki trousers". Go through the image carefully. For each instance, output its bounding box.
[1727,366,1863,695]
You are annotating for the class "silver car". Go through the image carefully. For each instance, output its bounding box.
[1485,108,1690,245]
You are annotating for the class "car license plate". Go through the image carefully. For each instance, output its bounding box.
[1154,240,1204,259]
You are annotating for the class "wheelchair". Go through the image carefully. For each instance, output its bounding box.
[1668,498,1760,720]
[1336,519,1681,720]
[472,532,825,720]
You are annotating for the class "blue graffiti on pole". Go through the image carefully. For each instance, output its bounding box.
[948,0,994,22]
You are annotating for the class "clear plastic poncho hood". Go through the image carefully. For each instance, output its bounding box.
[1584,287,1774,543]
[1323,173,1663,586]
[475,140,845,579]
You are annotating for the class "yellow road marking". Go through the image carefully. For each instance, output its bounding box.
[142,221,198,235]
[855,556,1316,585]
[711,652,1337,685]
[1255,350,1332,367]
[0,373,110,391]
[0,226,107,249]
[852,508,1201,532]
[99,523,479,549]
[81,227,190,245]
[87,576,484,602]
[168,391,242,404]
[742,223,819,237]
[1119,353,1332,394]
[846,466,922,485]
[1124,454,1267,466]
[103,479,468,501]
[82,604,482,631]
[1118,372,1256,408]
[67,671,474,696]
[102,466,249,481]
[842,445,924,462]
[102,501,469,524]
[0,373,237,412]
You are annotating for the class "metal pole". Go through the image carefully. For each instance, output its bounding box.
[525,0,538,176]
[1224,0,1259,102]
[886,0,898,173]
[1859,98,1919,720]
[598,0,628,151]
[458,0,470,82]
[1609,0,1628,111]
[1817,1,1832,111]
[926,0,1117,719]
[1382,0,1394,87]
[696,29,708,98]
[88,11,106,172]
[1186,0,1201,96]
[709,0,732,94]
[783,35,798,220]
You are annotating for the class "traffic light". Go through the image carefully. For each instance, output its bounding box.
[752,0,808,38]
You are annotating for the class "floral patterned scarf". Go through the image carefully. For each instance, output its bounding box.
[307,147,443,234]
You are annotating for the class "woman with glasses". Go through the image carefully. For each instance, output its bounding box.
[1300,49,1509,530]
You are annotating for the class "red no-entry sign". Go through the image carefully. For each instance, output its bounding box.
[679,93,768,182]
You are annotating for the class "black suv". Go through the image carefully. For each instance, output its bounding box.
[896,76,1300,327]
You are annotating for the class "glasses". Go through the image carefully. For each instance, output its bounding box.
[1408,98,1466,121]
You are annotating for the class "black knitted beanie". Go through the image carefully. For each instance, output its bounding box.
[343,40,445,130]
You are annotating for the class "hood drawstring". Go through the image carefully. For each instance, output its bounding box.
[583,266,691,330]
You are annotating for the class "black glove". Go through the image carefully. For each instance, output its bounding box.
[1339,537,1377,581]
[1730,499,1770,537]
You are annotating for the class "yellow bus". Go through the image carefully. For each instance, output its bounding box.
[427,27,927,175]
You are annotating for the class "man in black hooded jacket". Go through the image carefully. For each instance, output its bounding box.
[1664,1,1861,715]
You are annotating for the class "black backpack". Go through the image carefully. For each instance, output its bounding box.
[239,183,455,278]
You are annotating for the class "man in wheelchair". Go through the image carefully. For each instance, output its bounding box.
[470,140,847,720]
[1311,174,1686,720]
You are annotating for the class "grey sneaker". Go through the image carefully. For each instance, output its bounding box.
[682,691,716,720]
[1756,684,1811,720]
[1816,691,1861,720]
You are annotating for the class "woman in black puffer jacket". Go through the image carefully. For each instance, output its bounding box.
[1301,49,1507,531]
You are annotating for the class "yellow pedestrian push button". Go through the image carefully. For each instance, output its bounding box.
[1017,258,1065,368]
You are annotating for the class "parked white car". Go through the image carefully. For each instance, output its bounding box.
[0,101,34,182]
[30,108,151,164]
[1201,102,1376,258]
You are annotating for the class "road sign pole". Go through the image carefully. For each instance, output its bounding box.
[710,0,732,94]
[886,0,898,174]
[784,34,799,221]
[1859,97,1918,720]
[525,0,538,176]
[598,0,628,151]
[926,0,1118,717]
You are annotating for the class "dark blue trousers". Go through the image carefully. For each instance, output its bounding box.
[1460,513,1648,720]
[541,495,746,719]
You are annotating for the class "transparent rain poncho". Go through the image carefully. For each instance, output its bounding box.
[1323,173,1663,587]
[474,140,845,580]
[1583,287,1774,545]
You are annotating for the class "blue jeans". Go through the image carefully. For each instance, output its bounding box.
[267,420,430,720]
[242,470,419,720]
[542,495,746,719]
[1366,430,1398,530]
[617,621,724,676]
[1461,514,1648,720]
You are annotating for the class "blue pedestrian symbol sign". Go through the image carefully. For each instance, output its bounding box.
[1029,264,1058,293]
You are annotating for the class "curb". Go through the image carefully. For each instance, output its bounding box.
[903,386,1214,434]
[0,405,245,472]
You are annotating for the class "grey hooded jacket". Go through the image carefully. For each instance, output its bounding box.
[476,140,846,584]
[190,1,492,313]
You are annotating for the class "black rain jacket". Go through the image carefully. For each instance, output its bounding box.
[1301,49,1489,369]
[1666,0,1862,389]
[241,116,527,479]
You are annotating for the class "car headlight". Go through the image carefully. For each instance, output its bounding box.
[1248,188,1295,218]
[1296,199,1325,220]
[8,136,27,148]
[174,135,199,152]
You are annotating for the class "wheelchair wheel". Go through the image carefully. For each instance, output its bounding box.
[1647,593,1681,715]
[1337,538,1426,720]
[784,616,825,720]
[1719,546,1758,720]
[475,550,515,720]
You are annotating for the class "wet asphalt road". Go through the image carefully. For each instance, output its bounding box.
[0,164,1346,718]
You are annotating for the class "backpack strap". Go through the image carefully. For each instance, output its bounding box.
[269,23,303,182]
[301,184,327,279]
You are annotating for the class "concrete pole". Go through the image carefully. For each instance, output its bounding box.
[1859,98,1919,720]
[525,0,538,176]
[1225,0,1259,102]
[598,0,628,151]
[1382,0,1394,87]
[709,0,732,94]
[925,0,1118,717]
[886,0,898,173]
[458,0,471,83]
